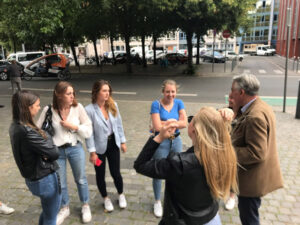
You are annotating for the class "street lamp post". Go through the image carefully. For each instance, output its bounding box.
[283,8,291,113]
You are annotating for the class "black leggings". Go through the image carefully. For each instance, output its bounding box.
[94,135,123,197]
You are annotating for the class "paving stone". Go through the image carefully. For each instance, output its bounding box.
[0,96,299,224]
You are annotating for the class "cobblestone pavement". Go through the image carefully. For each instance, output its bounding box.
[0,93,299,225]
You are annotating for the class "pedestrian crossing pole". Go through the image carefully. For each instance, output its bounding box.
[283,8,291,113]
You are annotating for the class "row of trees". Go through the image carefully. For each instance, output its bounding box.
[0,0,256,74]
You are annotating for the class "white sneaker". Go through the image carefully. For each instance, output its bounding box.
[0,203,14,215]
[104,198,114,212]
[224,196,235,210]
[56,206,70,225]
[119,194,127,209]
[153,201,163,217]
[81,204,92,223]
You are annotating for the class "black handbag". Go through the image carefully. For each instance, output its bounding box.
[41,104,55,136]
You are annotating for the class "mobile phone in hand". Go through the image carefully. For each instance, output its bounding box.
[95,158,102,167]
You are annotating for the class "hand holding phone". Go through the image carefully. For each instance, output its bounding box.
[95,158,102,167]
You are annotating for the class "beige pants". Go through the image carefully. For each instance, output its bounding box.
[11,77,22,94]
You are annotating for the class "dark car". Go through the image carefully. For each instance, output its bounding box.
[202,51,226,63]
[165,53,188,65]
[0,60,24,81]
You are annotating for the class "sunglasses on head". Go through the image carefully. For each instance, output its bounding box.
[188,116,194,123]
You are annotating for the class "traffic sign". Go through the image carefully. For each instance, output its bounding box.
[222,30,231,38]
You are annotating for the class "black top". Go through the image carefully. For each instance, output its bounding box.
[9,122,59,181]
[7,64,21,77]
[134,138,218,225]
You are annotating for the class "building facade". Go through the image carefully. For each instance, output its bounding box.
[276,0,300,58]
[238,0,279,53]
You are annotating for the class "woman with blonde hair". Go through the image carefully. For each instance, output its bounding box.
[134,107,238,225]
[85,80,127,212]
[150,79,187,217]
[37,81,92,225]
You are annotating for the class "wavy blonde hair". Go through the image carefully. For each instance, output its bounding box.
[192,107,238,200]
[91,80,117,117]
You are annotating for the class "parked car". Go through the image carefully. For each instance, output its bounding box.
[107,51,126,59]
[7,51,45,66]
[148,51,166,63]
[223,51,244,61]
[146,50,163,60]
[165,53,188,65]
[202,51,226,63]
[177,49,187,56]
[0,60,24,81]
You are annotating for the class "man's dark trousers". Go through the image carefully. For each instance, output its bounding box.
[238,196,261,225]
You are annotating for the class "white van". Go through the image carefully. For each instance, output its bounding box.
[256,46,274,56]
[130,46,149,56]
[7,51,45,66]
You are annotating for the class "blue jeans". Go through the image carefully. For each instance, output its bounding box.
[204,213,222,225]
[25,173,61,225]
[57,142,89,207]
[152,136,182,200]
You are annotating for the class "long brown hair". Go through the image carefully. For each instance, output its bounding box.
[12,90,46,138]
[91,80,117,117]
[192,107,238,200]
[52,81,78,110]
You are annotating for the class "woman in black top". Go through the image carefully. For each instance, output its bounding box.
[134,107,238,225]
[9,90,61,225]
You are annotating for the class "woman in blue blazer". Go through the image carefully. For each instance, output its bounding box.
[85,80,127,212]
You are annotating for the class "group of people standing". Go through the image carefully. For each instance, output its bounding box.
[9,80,127,225]
[6,74,283,225]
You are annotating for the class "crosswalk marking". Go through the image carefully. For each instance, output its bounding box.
[80,90,137,95]
[177,93,198,97]
[258,69,266,74]
[274,70,283,74]
[243,70,250,73]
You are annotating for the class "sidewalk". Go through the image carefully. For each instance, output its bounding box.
[0,93,299,225]
[69,61,240,77]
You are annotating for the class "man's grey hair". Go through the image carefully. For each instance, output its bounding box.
[232,74,260,96]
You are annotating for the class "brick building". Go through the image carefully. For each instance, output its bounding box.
[276,0,300,58]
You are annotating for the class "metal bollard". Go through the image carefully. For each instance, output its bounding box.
[296,80,300,119]
[297,57,300,73]
[293,56,296,70]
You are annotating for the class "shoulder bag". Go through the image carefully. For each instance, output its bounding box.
[41,104,55,136]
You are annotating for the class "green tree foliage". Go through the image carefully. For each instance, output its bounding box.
[0,0,255,74]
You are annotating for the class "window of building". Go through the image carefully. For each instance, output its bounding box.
[273,14,277,21]
[116,46,120,51]
[261,15,265,22]
[179,32,186,40]
[255,31,260,36]
[262,1,266,7]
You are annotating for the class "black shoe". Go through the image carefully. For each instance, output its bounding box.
[0,105,4,108]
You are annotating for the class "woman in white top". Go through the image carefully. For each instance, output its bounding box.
[85,80,127,212]
[37,81,92,225]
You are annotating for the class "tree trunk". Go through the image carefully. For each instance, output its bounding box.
[110,36,115,63]
[124,34,132,73]
[50,43,55,53]
[153,35,157,65]
[141,34,147,68]
[196,33,200,65]
[93,39,100,67]
[186,30,194,74]
[70,42,80,71]
[13,38,16,53]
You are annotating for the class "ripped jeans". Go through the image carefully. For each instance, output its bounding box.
[57,142,89,207]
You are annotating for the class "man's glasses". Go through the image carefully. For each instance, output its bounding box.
[188,116,194,123]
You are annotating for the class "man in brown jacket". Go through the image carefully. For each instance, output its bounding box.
[229,74,283,225]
